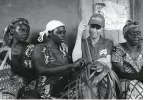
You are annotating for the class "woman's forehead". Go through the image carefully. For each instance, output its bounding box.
[16,24,30,29]
[55,26,65,31]
[130,27,140,32]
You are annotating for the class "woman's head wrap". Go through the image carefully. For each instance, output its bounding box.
[0,18,29,66]
[38,20,65,42]
[3,18,29,46]
[123,20,140,36]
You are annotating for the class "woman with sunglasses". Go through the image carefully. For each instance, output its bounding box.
[112,20,143,99]
[0,18,37,99]
[63,13,119,99]
[73,13,113,68]
[24,20,86,99]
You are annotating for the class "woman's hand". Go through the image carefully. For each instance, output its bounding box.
[97,57,112,69]
[72,58,86,69]
[77,20,87,38]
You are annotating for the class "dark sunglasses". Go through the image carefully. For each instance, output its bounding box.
[90,24,101,29]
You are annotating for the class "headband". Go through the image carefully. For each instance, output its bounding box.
[38,20,65,42]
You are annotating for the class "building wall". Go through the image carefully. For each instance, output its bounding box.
[80,0,131,44]
[134,0,143,33]
[0,0,142,55]
[0,0,80,56]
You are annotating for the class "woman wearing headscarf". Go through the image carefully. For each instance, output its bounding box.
[0,18,37,99]
[28,20,86,99]
[112,20,143,99]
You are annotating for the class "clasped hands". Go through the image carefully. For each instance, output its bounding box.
[72,57,111,71]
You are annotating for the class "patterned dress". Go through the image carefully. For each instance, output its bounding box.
[21,43,71,99]
[112,44,143,99]
[38,44,71,99]
[0,44,35,99]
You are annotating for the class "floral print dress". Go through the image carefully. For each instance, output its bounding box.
[112,44,143,99]
[36,43,71,99]
[0,44,34,99]
[22,43,70,99]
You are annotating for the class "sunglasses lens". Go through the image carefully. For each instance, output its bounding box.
[90,24,101,29]
[90,24,95,28]
[96,25,101,29]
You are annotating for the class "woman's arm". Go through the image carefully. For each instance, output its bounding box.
[8,56,36,81]
[32,45,85,76]
[72,36,82,62]
[72,21,87,62]
[112,62,138,80]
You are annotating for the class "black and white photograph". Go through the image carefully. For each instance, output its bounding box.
[0,0,143,99]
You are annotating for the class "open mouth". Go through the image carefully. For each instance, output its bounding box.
[61,39,65,42]
[132,39,140,43]
[133,40,139,42]
[133,38,140,41]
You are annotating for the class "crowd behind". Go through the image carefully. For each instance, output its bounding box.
[0,13,143,99]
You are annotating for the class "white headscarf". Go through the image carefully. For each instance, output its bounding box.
[38,20,65,42]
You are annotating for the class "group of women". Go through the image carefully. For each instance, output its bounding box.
[0,13,143,99]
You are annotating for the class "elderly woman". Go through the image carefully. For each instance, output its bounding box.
[26,20,85,99]
[0,18,36,99]
[112,20,143,99]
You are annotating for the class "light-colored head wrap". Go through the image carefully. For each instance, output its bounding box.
[38,20,65,42]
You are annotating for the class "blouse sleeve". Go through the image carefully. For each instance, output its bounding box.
[32,44,49,65]
[112,45,124,63]
[32,44,56,66]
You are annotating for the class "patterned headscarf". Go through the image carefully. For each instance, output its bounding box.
[123,20,140,36]
[38,20,65,42]
[0,18,30,69]
[3,18,30,46]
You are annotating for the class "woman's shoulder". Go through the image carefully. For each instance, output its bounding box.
[116,43,130,52]
[113,43,126,55]
[33,43,50,54]
[32,44,47,59]
[114,42,126,48]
